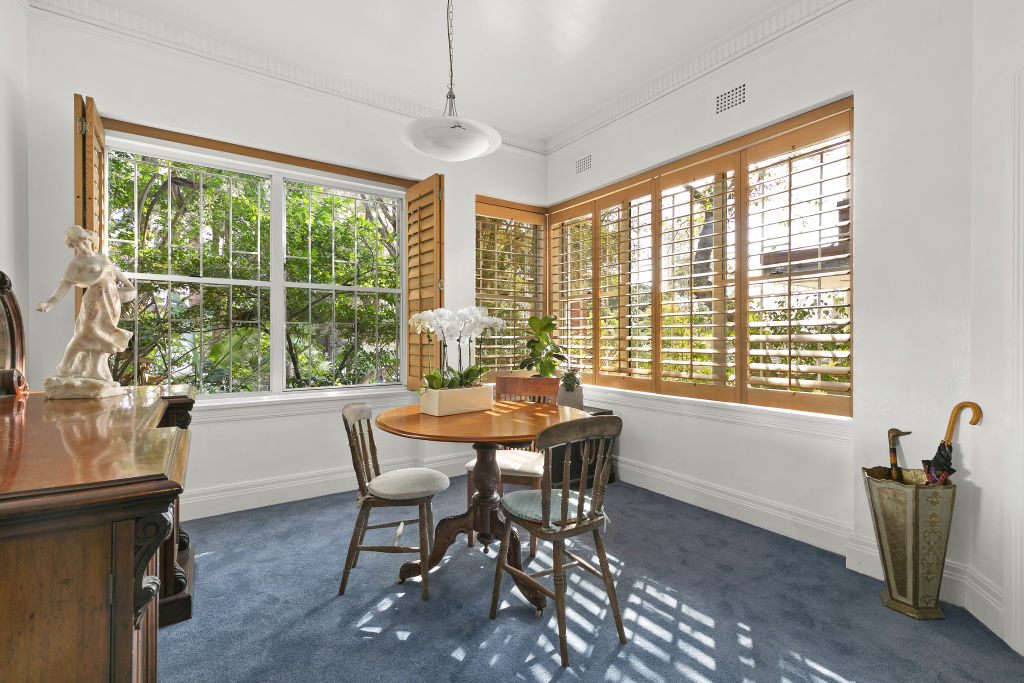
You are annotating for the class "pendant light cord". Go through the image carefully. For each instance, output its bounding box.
[444,0,458,117]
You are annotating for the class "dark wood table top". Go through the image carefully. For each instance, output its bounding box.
[375,401,591,444]
[0,386,192,506]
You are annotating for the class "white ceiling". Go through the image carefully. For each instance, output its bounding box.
[68,0,802,146]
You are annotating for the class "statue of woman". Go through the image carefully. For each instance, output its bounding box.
[36,225,137,398]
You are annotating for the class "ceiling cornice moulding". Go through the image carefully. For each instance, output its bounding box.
[544,0,855,153]
[27,0,547,154]
[29,0,854,157]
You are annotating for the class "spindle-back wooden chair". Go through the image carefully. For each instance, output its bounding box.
[466,375,560,556]
[338,403,450,601]
[489,415,626,667]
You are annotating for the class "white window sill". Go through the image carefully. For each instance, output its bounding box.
[581,384,854,441]
[192,385,417,424]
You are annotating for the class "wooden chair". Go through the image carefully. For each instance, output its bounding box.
[466,375,560,556]
[337,403,450,601]
[489,415,625,668]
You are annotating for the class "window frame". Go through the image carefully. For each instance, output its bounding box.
[546,99,853,416]
[105,131,408,396]
[474,196,547,375]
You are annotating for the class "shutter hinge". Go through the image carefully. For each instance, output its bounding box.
[75,117,90,135]
[437,189,443,201]
[438,278,444,291]
[108,573,114,605]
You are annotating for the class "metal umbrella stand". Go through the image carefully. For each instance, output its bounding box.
[862,402,981,620]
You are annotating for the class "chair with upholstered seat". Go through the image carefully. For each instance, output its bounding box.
[466,375,560,556]
[337,402,450,601]
[489,415,625,668]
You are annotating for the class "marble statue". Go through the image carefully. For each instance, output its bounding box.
[36,225,137,399]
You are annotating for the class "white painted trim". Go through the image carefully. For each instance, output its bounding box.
[582,385,854,441]
[26,0,854,156]
[26,0,546,155]
[181,452,466,521]
[423,450,477,478]
[615,454,852,554]
[191,386,415,425]
[845,534,1006,629]
[543,0,856,152]
[181,465,358,521]
[1009,70,1024,654]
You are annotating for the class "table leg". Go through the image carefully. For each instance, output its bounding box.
[397,441,547,611]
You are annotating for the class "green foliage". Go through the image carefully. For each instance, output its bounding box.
[519,314,568,377]
[106,150,401,394]
[419,364,489,394]
[560,367,581,392]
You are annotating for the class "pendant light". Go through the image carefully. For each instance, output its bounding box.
[401,0,501,162]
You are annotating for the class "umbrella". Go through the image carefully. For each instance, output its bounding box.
[924,401,982,484]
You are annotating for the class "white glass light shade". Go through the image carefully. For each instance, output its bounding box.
[401,116,502,162]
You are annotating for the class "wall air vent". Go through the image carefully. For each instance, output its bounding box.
[575,154,592,174]
[716,84,746,114]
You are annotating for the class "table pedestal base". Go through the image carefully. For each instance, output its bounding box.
[399,442,547,612]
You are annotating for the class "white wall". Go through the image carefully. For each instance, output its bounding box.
[547,0,1020,653]
[0,0,29,305]
[968,0,1024,655]
[23,11,547,517]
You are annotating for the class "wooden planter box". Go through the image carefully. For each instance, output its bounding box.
[419,385,493,416]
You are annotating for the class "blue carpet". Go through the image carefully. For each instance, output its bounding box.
[158,478,1024,682]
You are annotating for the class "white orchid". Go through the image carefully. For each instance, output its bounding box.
[408,306,507,388]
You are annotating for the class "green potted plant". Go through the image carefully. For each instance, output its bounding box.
[409,306,505,416]
[557,367,584,409]
[519,314,567,377]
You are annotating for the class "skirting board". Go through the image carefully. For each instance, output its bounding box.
[845,534,1006,636]
[619,455,1008,638]
[180,452,473,521]
[616,455,852,554]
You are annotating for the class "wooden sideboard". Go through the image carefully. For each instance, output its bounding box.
[0,386,195,682]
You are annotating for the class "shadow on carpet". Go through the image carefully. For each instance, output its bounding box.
[158,478,1024,682]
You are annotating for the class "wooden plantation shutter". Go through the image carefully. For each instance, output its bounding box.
[658,158,738,402]
[474,199,546,372]
[405,174,444,390]
[595,183,655,390]
[744,114,852,415]
[74,94,107,248]
[73,94,107,315]
[543,99,852,415]
[549,209,595,384]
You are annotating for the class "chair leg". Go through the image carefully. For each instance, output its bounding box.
[529,477,541,558]
[425,502,435,555]
[593,529,626,644]
[467,474,475,547]
[338,502,370,596]
[553,540,569,667]
[489,517,514,620]
[418,503,430,601]
[352,505,371,569]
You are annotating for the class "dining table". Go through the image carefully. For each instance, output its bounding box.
[374,400,591,612]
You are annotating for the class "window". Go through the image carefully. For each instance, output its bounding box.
[474,199,545,372]
[548,99,852,415]
[106,144,404,394]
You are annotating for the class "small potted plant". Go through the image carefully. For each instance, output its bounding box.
[557,367,584,409]
[409,306,505,416]
[519,314,567,377]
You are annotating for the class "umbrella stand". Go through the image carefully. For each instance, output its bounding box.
[862,402,981,620]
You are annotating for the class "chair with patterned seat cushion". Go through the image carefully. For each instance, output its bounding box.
[489,415,625,668]
[337,402,450,601]
[466,375,560,556]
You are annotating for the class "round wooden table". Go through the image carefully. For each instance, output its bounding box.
[375,401,591,612]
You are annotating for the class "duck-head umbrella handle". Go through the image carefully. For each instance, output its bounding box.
[942,401,982,446]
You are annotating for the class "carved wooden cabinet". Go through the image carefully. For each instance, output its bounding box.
[0,386,194,682]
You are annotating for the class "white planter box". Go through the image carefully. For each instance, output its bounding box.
[418,385,494,416]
